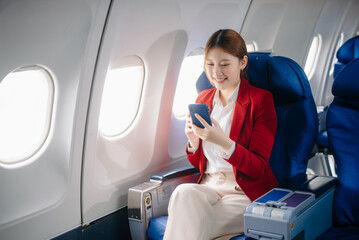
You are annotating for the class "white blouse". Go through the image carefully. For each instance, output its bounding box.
[188,82,239,173]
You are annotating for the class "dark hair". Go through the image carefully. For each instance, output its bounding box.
[204,29,249,80]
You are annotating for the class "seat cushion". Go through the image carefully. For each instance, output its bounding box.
[147,216,254,240]
[147,216,168,240]
[316,227,359,240]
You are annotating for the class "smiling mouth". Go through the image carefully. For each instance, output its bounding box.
[214,78,227,82]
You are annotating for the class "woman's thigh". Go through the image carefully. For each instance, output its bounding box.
[169,183,220,209]
[209,193,251,239]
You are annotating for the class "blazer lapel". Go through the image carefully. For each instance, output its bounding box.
[230,77,250,141]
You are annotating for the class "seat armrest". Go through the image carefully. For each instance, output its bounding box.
[295,175,337,198]
[244,175,337,240]
[279,174,337,199]
[128,166,200,240]
[150,166,200,182]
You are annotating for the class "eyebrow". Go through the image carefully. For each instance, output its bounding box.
[205,58,232,62]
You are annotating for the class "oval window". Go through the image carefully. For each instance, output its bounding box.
[304,34,322,80]
[98,56,145,136]
[0,66,54,164]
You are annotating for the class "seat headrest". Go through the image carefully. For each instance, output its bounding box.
[195,52,307,106]
[336,35,359,64]
[247,53,306,106]
[196,71,213,94]
[332,58,359,102]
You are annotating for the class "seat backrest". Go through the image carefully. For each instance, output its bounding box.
[195,52,318,185]
[334,35,359,78]
[327,58,359,227]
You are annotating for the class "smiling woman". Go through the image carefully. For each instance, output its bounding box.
[164,29,278,240]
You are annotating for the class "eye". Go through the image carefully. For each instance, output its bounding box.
[220,64,229,67]
[206,63,214,66]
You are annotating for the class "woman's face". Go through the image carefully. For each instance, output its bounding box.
[204,47,246,93]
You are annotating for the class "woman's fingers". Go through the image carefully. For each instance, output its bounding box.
[211,117,220,128]
[194,113,211,128]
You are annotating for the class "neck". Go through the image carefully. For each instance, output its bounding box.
[219,87,235,106]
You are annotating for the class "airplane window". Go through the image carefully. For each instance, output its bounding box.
[0,66,54,164]
[304,34,322,80]
[246,41,258,52]
[172,49,204,118]
[98,56,145,136]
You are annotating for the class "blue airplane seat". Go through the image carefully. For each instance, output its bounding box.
[196,71,213,93]
[316,58,359,240]
[317,105,330,150]
[333,35,359,79]
[146,52,318,240]
[246,53,318,185]
[317,129,329,148]
[317,35,359,156]
[147,216,168,240]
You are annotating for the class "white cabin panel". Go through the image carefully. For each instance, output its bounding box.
[0,0,111,239]
[82,0,251,224]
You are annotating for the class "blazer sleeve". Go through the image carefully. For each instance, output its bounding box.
[226,91,277,180]
[186,142,201,169]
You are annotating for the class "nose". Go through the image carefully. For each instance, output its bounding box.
[212,66,223,78]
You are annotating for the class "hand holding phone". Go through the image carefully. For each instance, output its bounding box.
[188,104,212,128]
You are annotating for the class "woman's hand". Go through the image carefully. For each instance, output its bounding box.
[192,114,233,153]
[185,114,200,149]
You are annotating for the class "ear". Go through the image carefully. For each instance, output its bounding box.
[241,55,248,70]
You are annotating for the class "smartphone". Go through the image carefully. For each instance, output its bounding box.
[188,104,212,128]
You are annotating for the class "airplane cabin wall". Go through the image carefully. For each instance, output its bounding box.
[241,0,326,66]
[82,0,252,226]
[0,0,111,239]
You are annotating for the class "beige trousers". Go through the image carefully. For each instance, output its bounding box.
[163,172,251,240]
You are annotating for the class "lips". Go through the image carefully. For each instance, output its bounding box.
[214,78,227,83]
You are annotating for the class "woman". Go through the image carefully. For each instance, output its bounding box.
[163,29,278,240]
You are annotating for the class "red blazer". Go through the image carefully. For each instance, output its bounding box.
[187,77,278,201]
